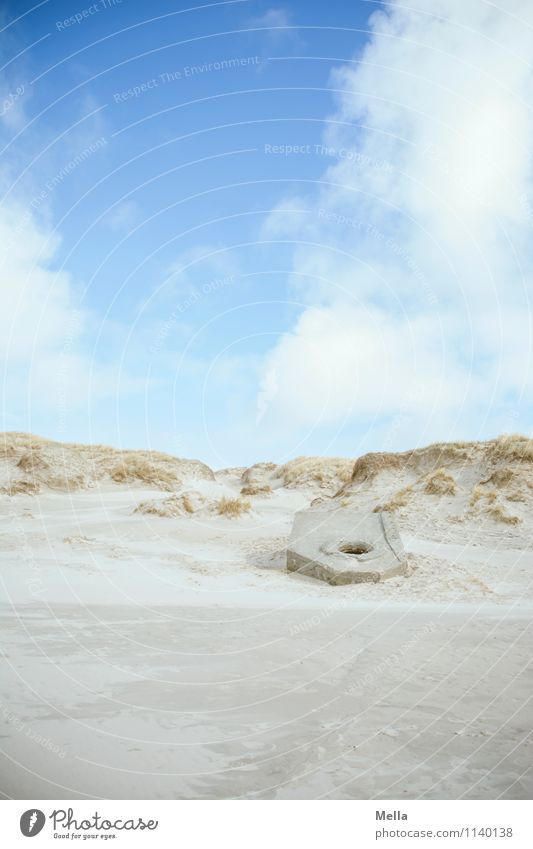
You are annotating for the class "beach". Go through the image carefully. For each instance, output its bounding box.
[1,440,531,799]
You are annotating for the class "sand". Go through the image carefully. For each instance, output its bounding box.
[0,435,531,799]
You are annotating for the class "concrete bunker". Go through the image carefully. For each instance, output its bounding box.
[287,507,408,585]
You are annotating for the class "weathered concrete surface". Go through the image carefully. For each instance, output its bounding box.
[287,507,408,584]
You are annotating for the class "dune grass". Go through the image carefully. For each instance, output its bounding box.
[278,456,353,489]
[109,458,180,491]
[489,434,533,463]
[424,468,457,496]
[487,504,521,525]
[216,496,251,517]
[1,480,41,495]
[240,484,272,497]
[373,485,413,512]
[134,491,207,517]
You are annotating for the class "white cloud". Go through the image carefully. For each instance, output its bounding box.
[256,304,474,428]
[256,0,533,440]
[254,8,291,26]
[102,200,140,232]
[0,203,78,362]
[249,7,303,57]
[0,202,142,432]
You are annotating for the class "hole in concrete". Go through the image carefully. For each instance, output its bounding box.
[339,542,373,556]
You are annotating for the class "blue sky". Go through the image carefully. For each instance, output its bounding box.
[1,0,532,466]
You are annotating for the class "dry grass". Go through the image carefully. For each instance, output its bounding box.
[278,456,353,489]
[241,462,277,485]
[489,434,533,463]
[216,496,251,517]
[1,480,41,495]
[0,436,45,461]
[373,485,413,513]
[47,472,87,492]
[424,468,457,496]
[506,491,526,503]
[469,484,521,525]
[13,448,85,492]
[350,441,473,485]
[134,491,206,517]
[470,486,497,507]
[105,448,213,485]
[352,452,403,484]
[181,494,195,513]
[487,504,521,525]
[1,432,51,450]
[109,458,180,491]
[481,468,515,488]
[17,450,49,472]
[240,484,272,497]
[218,466,247,479]
[135,496,182,518]
[0,433,215,496]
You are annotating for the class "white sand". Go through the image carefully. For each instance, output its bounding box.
[0,438,532,799]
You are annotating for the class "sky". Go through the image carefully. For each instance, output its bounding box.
[1,0,532,467]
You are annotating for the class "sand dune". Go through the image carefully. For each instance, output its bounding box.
[0,433,531,799]
[0,431,214,495]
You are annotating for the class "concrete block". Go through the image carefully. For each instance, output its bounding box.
[287,507,408,585]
